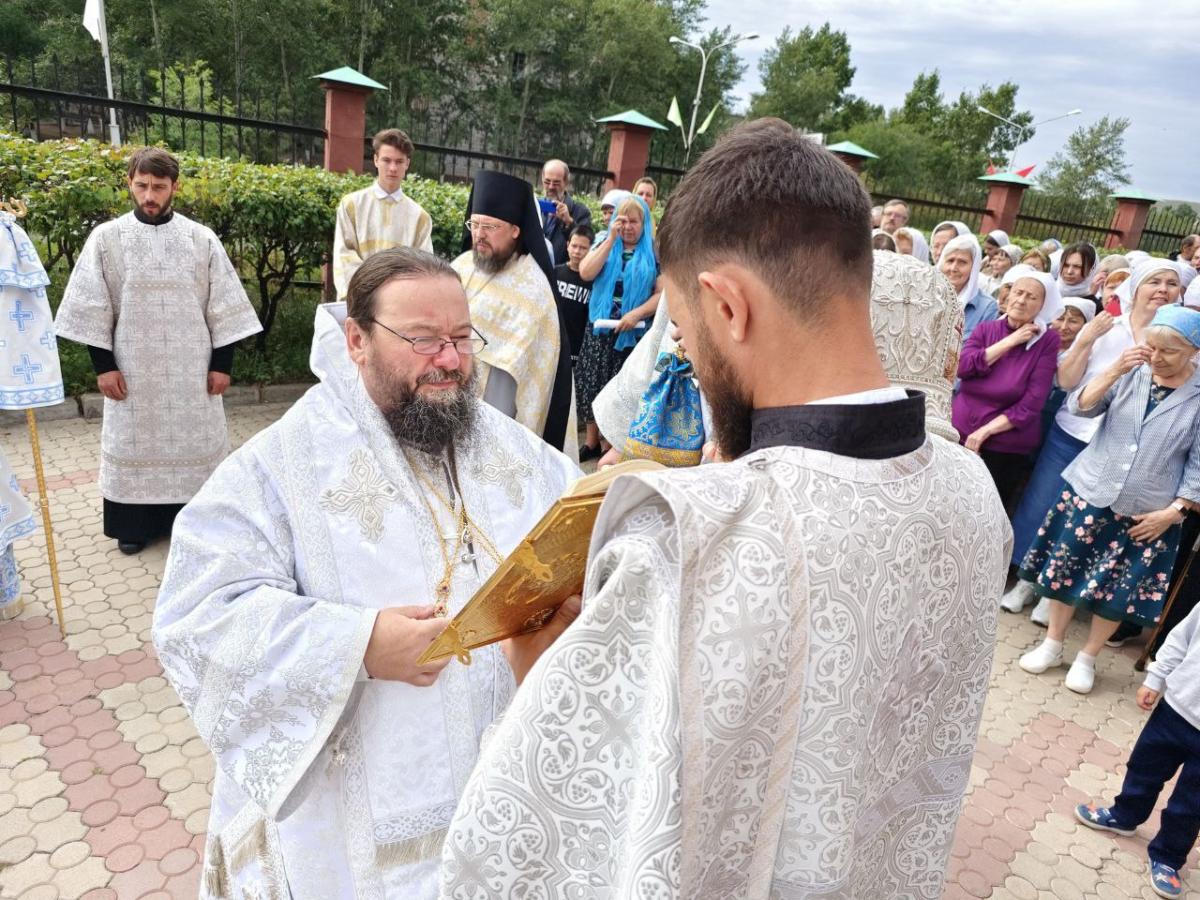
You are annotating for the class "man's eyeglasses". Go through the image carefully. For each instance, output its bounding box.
[464,219,505,234]
[366,320,488,356]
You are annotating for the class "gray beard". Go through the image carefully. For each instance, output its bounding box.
[378,367,480,456]
[473,246,517,275]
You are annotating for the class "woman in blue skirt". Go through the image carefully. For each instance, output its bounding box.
[1018,303,1200,695]
[1003,260,1187,622]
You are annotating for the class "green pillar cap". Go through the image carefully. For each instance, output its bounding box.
[313,66,388,91]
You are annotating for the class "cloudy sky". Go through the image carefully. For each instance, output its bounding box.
[700,0,1197,201]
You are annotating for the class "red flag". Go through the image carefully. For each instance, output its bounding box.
[1016,164,1036,178]
[986,159,997,175]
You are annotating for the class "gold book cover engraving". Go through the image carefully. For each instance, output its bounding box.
[417,459,663,665]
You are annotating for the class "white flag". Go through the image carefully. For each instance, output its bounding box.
[83,0,104,42]
[667,96,683,129]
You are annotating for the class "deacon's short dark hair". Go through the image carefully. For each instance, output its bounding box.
[372,128,415,158]
[872,232,896,252]
[127,147,180,182]
[346,248,460,332]
[569,223,595,244]
[656,117,873,321]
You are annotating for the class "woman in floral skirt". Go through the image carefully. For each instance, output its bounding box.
[1018,303,1200,694]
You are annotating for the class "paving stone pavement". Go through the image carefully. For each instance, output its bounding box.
[0,404,1198,899]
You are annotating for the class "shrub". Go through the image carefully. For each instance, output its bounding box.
[0,135,479,368]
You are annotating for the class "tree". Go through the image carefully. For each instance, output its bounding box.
[1037,116,1131,203]
[747,23,855,132]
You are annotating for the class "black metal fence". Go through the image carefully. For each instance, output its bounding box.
[1012,191,1120,247]
[2,55,324,165]
[866,183,988,236]
[1141,205,1200,256]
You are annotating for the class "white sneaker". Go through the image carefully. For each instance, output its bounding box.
[1030,596,1051,627]
[1019,641,1064,674]
[1000,581,1037,613]
[1065,658,1096,694]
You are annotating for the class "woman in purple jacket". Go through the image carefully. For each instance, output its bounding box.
[954,272,1065,514]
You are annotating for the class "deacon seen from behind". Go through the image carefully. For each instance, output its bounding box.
[153,248,580,899]
[440,120,1010,899]
[55,147,262,555]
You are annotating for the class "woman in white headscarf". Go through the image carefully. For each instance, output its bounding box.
[930,219,971,268]
[1002,259,1185,619]
[592,189,633,245]
[982,244,1023,298]
[997,263,1036,316]
[892,226,930,263]
[1056,241,1100,298]
[938,232,997,340]
[954,271,1063,512]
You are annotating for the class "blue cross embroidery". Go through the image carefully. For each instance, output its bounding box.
[8,300,33,333]
[39,330,54,351]
[15,241,37,264]
[12,354,42,384]
[0,503,10,520]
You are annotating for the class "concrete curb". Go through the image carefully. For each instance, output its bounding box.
[0,382,314,425]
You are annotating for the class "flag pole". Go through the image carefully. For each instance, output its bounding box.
[84,0,121,145]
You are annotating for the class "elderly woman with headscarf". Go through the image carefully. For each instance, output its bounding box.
[1091,253,1129,296]
[1021,248,1051,273]
[576,195,662,460]
[982,244,1022,297]
[930,219,971,268]
[996,263,1035,316]
[1057,241,1100,299]
[893,226,930,263]
[592,189,633,246]
[939,233,998,341]
[1016,305,1200,694]
[954,271,1063,512]
[1101,268,1133,316]
[1002,260,1186,618]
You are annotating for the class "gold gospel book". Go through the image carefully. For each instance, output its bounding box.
[417,459,663,665]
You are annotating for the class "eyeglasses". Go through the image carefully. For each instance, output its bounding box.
[366,320,489,356]
[464,219,505,234]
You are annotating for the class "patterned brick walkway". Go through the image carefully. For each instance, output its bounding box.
[0,405,1197,898]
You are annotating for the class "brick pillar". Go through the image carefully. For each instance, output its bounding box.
[595,111,667,191]
[825,141,877,179]
[314,66,386,175]
[1106,191,1156,250]
[978,174,1031,237]
[604,124,654,191]
[833,153,864,175]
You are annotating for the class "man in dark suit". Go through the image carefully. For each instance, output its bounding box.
[541,159,592,265]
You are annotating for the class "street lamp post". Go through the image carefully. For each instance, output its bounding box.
[669,31,758,159]
[977,105,1082,173]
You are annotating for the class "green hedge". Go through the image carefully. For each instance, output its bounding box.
[0,135,490,392]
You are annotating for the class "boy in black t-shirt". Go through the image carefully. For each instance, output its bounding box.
[554,224,594,365]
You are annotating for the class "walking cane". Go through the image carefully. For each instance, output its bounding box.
[25,408,66,637]
[1135,528,1200,672]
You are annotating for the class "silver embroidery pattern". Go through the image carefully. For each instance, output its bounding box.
[319,448,400,542]
[471,442,534,508]
[440,438,1010,900]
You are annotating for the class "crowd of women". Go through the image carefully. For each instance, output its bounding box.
[564,185,1200,699]
[881,217,1200,696]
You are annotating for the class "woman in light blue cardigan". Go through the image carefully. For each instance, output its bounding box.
[1017,304,1200,694]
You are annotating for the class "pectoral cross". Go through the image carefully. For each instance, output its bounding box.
[433,578,451,618]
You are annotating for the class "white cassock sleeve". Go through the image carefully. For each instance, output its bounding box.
[153,437,377,821]
[54,225,117,349]
[201,228,263,348]
[439,490,685,899]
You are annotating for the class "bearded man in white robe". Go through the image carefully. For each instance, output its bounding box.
[54,147,262,554]
[153,248,580,898]
[440,120,1010,899]
[451,170,576,458]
